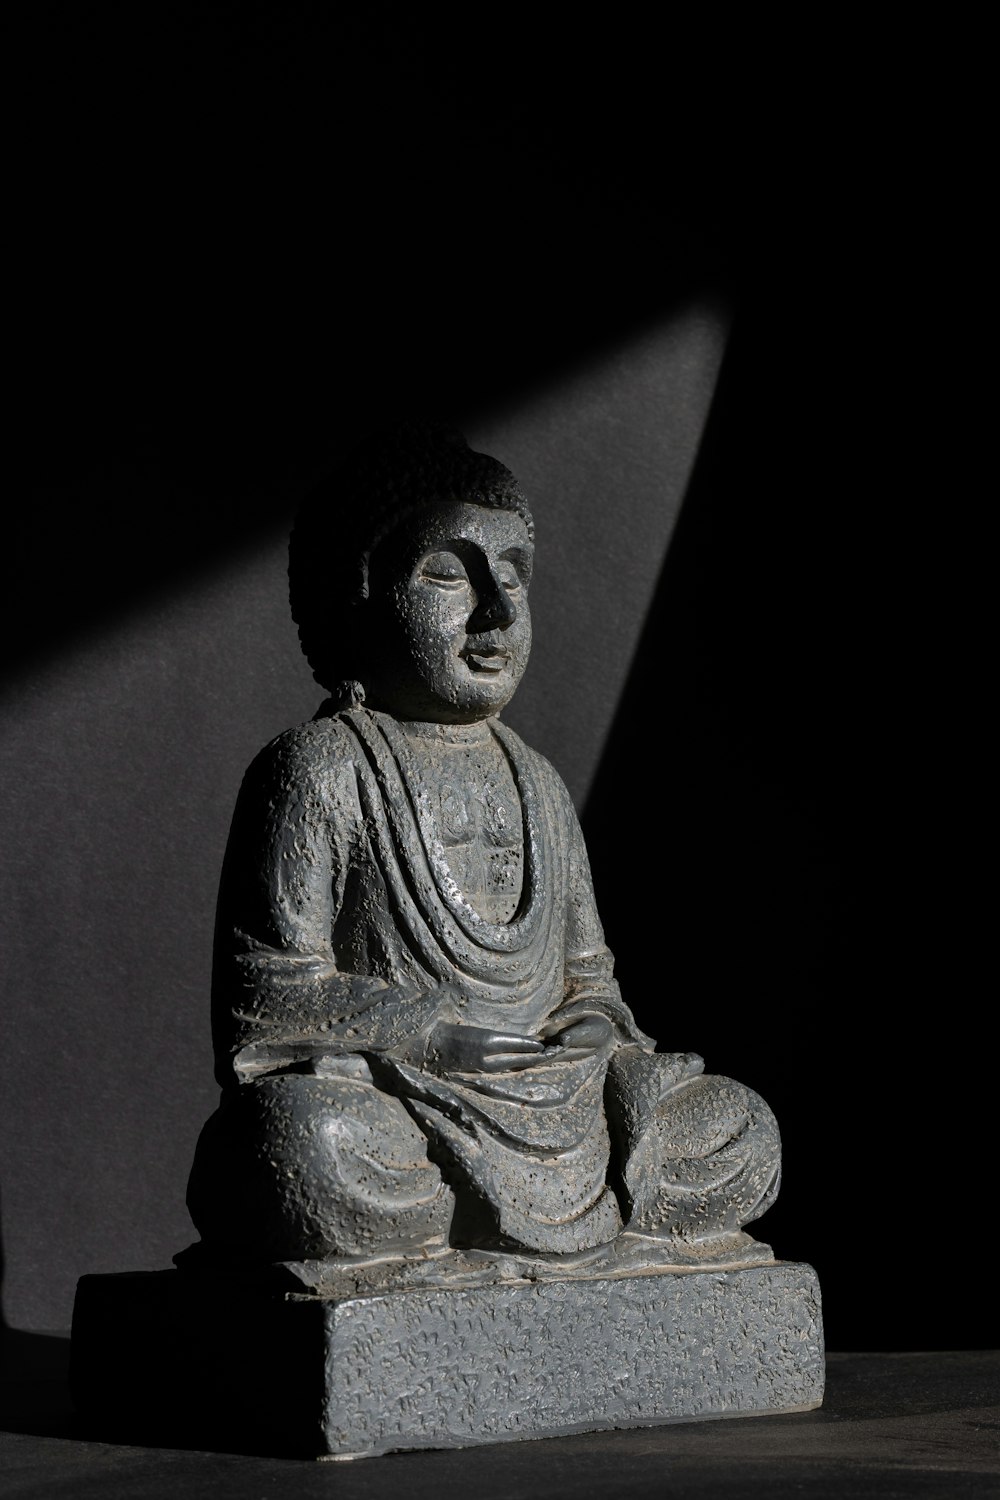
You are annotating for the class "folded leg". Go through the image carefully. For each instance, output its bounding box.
[186,1066,455,1262]
[608,1048,781,1245]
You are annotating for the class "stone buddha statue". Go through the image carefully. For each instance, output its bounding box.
[183,424,781,1290]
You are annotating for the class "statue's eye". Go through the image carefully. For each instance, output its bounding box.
[497,561,521,593]
[420,552,468,588]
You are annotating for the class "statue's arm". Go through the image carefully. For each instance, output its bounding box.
[546,772,655,1052]
[210,726,449,1084]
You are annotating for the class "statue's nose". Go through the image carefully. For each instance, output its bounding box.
[469,573,517,631]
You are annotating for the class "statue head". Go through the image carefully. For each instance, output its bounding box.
[290,424,535,723]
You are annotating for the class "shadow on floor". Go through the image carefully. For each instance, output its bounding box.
[0,1327,77,1441]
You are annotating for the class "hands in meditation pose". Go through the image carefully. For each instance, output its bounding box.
[184,426,781,1287]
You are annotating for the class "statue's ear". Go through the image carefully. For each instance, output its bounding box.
[314,680,366,717]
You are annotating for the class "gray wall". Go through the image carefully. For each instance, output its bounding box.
[0,307,727,1334]
[2,6,982,1359]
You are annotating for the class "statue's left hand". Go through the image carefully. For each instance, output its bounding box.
[541,1013,615,1058]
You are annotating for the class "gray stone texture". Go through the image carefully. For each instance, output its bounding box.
[71,1262,824,1459]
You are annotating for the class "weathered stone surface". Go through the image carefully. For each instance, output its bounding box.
[71,1261,824,1459]
[185,428,784,1270]
[69,427,823,1460]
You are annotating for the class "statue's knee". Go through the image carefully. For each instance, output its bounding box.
[652,1073,781,1164]
[187,1072,453,1261]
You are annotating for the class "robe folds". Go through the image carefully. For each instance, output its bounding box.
[187,707,780,1263]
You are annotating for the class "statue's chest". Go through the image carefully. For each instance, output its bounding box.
[403,735,524,924]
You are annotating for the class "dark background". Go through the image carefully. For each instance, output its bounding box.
[1,8,987,1357]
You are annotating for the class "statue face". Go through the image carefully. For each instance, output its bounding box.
[364,501,534,723]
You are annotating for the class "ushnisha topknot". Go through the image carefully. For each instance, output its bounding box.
[289,422,533,695]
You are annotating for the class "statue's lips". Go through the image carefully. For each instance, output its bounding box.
[463,649,510,674]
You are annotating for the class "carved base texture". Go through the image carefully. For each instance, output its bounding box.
[71,1262,824,1459]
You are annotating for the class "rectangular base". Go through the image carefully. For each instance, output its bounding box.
[71,1261,824,1459]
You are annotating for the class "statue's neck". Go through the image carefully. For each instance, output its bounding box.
[398,717,494,746]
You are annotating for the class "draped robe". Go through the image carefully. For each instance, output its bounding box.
[187,707,780,1265]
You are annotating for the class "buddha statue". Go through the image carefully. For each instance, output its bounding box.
[182,424,782,1290]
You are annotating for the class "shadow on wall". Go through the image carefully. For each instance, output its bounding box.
[0,301,983,1356]
[579,308,957,1354]
[0,7,980,1358]
[0,300,727,1338]
[0,1188,72,1435]
[1,288,985,1358]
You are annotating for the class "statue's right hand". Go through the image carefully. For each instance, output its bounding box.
[424,1021,545,1076]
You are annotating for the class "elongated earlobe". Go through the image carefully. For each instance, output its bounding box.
[335,680,366,710]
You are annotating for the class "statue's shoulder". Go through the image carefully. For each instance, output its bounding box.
[240,712,361,800]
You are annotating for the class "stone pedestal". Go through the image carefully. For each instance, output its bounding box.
[70,1261,824,1459]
